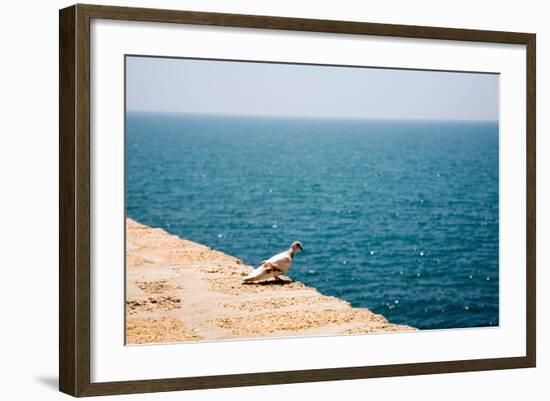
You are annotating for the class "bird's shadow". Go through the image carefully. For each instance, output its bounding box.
[242,279,292,286]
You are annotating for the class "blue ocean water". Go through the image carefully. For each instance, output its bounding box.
[126,112,499,330]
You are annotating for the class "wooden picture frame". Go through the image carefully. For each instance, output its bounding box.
[59,3,536,397]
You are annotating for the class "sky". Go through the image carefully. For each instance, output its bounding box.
[126,56,499,121]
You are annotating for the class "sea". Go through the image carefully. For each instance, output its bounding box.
[126,112,499,330]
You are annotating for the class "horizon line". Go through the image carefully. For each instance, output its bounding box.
[126,110,499,124]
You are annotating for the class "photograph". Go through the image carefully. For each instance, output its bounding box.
[124,55,499,345]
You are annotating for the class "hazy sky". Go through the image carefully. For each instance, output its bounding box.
[126,56,499,121]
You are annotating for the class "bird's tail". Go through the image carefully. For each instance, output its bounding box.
[243,263,272,282]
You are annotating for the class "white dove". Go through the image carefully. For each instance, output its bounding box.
[243,241,304,283]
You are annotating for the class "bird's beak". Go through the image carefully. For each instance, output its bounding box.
[298,245,304,253]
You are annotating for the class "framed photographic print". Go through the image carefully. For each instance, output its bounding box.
[59,4,536,397]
